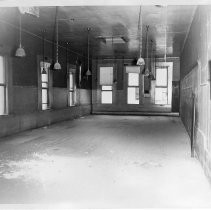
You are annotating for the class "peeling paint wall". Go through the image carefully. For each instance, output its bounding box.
[180,6,211,181]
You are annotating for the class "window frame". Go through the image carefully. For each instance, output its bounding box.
[37,56,52,111]
[155,67,169,105]
[127,72,140,104]
[68,68,76,107]
[0,55,8,115]
[155,67,168,88]
[101,85,113,104]
[41,65,50,110]
[98,64,114,105]
[99,66,114,86]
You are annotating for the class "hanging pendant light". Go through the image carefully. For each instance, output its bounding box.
[15,13,26,57]
[41,30,47,74]
[86,27,92,79]
[54,7,61,70]
[143,25,150,76]
[137,6,145,66]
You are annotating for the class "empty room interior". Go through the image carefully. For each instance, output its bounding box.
[0,0,211,208]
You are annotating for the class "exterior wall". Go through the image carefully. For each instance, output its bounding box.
[180,6,211,182]
[0,8,91,138]
[92,57,180,113]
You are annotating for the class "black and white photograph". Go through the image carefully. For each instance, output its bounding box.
[0,0,211,209]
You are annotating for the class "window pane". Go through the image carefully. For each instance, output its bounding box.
[42,104,48,110]
[69,73,73,89]
[0,56,5,84]
[101,91,112,104]
[126,66,140,74]
[128,73,139,86]
[127,87,139,104]
[100,67,113,85]
[42,89,48,104]
[69,92,73,106]
[42,82,48,88]
[41,74,48,83]
[155,88,168,104]
[102,86,112,90]
[156,68,167,86]
[0,86,5,115]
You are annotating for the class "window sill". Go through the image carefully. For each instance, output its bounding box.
[40,108,52,112]
[69,105,76,107]
[0,114,9,118]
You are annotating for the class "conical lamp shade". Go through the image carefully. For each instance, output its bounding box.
[54,61,61,70]
[86,69,92,76]
[137,57,145,66]
[15,44,26,57]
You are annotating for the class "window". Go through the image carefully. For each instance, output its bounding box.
[40,62,51,110]
[100,67,113,104]
[155,88,168,104]
[0,56,7,115]
[155,68,168,104]
[127,73,139,104]
[101,86,112,104]
[99,67,113,85]
[156,68,168,86]
[68,71,76,106]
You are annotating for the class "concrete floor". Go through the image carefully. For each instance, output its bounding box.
[0,115,211,208]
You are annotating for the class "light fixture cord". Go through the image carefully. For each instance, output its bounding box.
[87,28,90,70]
[138,6,142,57]
[19,14,22,47]
[146,25,149,68]
[164,6,167,63]
[56,7,59,63]
[150,40,153,73]
[43,30,45,63]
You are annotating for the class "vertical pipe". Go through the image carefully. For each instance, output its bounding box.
[191,93,196,157]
